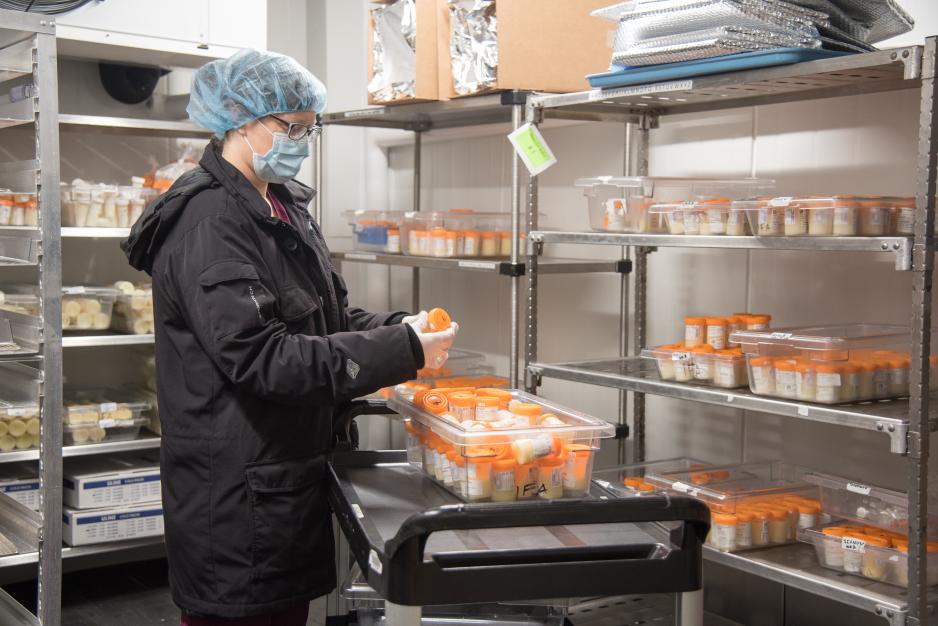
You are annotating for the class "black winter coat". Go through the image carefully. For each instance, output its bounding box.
[122,144,420,617]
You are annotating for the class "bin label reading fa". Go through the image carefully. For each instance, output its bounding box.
[508,123,557,177]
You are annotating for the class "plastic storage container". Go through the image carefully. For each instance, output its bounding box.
[389,389,615,502]
[111,287,154,335]
[800,523,938,587]
[62,287,118,331]
[735,196,904,237]
[642,344,748,388]
[731,324,931,404]
[577,177,771,234]
[0,192,38,227]
[64,417,149,446]
[60,183,158,228]
[399,210,521,258]
[804,471,938,539]
[344,210,405,254]
[0,292,39,317]
[64,389,151,427]
[0,402,40,452]
[592,457,708,498]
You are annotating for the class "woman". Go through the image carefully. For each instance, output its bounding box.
[122,49,457,625]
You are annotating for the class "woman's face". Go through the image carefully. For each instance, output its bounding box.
[238,111,318,156]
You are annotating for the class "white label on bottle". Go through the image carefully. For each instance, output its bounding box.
[870,208,886,225]
[817,373,841,386]
[729,210,745,225]
[441,462,453,484]
[847,482,872,496]
[369,549,383,574]
[669,210,684,224]
[874,371,890,395]
[811,210,830,224]
[694,361,712,379]
[770,197,793,207]
[714,523,737,551]
[386,235,400,254]
[494,470,514,492]
[842,537,866,553]
[898,208,915,234]
[672,351,692,362]
[468,479,487,497]
[345,253,377,262]
[563,457,578,489]
[784,207,799,225]
[707,327,726,350]
[891,368,909,385]
[816,386,838,403]
[551,467,563,489]
[708,212,725,231]
[99,403,118,413]
[834,207,854,225]
[715,366,735,387]
[351,504,364,519]
[685,325,701,341]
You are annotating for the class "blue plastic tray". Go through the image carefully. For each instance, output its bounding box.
[587,48,851,89]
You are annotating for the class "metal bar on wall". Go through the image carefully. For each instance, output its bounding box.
[631,115,652,464]
[314,131,323,225]
[510,104,523,388]
[907,35,938,626]
[412,131,422,313]
[35,26,63,626]
[523,101,541,394]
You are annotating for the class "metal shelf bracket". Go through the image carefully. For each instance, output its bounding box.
[874,604,906,626]
[877,421,909,455]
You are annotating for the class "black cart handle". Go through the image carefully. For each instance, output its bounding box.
[333,398,396,451]
[387,495,710,561]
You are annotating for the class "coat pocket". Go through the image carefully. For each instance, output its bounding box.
[245,456,330,583]
[279,286,320,322]
[198,260,276,338]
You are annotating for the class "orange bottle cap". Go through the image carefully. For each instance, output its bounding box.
[449,392,476,409]
[512,403,542,417]
[476,396,500,408]
[685,317,706,325]
[428,308,451,332]
[712,513,738,525]
[706,317,727,326]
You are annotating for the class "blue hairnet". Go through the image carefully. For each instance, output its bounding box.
[187,49,327,138]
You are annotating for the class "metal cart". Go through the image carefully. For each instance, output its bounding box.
[328,401,710,626]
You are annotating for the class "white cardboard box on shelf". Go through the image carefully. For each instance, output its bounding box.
[0,463,39,511]
[63,502,164,546]
[63,452,161,510]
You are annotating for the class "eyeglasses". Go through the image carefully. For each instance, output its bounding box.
[269,114,323,142]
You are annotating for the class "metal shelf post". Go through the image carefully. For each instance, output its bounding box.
[907,36,938,626]
[510,103,523,388]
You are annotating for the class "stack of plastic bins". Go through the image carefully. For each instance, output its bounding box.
[799,471,938,586]
[111,286,154,335]
[731,323,938,405]
[400,210,515,258]
[642,344,748,388]
[734,196,909,237]
[592,457,708,498]
[389,389,615,502]
[642,461,820,553]
[63,388,153,446]
[344,210,406,254]
[60,183,157,228]
[576,176,772,235]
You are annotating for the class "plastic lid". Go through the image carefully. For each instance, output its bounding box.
[712,513,738,525]
[449,392,476,409]
[636,483,655,492]
[706,317,727,326]
[822,526,848,538]
[623,476,644,488]
[428,308,451,332]
[774,360,797,372]
[512,403,542,417]
[422,392,449,415]
[685,317,706,325]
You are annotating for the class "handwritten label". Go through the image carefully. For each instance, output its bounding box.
[846,482,872,496]
[508,123,557,176]
[672,352,692,362]
[842,536,866,553]
[587,79,694,101]
[99,403,118,413]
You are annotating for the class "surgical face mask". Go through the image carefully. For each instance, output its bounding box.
[242,120,310,184]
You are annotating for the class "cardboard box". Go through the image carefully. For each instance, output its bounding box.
[63,452,161,510]
[439,0,614,98]
[0,463,39,511]
[63,502,164,546]
[367,0,442,105]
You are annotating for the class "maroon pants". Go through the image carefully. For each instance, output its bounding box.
[181,603,309,626]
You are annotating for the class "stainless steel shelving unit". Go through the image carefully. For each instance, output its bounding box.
[0,10,62,626]
[322,92,632,387]
[62,333,154,348]
[523,43,936,626]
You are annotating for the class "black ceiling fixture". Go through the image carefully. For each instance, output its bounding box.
[98,63,171,105]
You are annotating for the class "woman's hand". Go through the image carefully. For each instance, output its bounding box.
[406,312,458,369]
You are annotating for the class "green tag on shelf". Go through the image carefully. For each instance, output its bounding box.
[508,123,557,176]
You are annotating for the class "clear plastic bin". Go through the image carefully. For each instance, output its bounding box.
[0,193,38,227]
[641,344,748,388]
[731,324,932,404]
[800,523,938,587]
[64,388,151,427]
[592,457,707,498]
[650,198,757,236]
[0,402,39,452]
[389,389,615,502]
[111,287,153,335]
[576,177,770,235]
[400,210,520,258]
[62,287,118,331]
[734,196,903,237]
[64,416,148,446]
[0,292,39,317]
[61,183,158,228]
[344,210,406,254]
[804,471,938,539]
